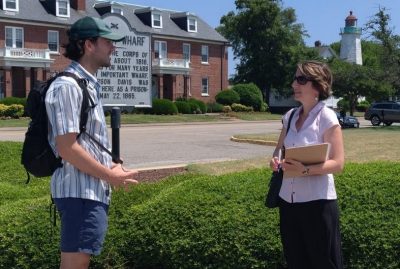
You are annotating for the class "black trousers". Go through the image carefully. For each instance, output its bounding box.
[279,199,343,269]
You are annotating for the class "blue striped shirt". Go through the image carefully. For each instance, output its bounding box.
[45,61,112,205]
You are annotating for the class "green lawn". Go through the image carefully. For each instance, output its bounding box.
[0,112,282,128]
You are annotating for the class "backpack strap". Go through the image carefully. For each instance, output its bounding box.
[55,72,122,164]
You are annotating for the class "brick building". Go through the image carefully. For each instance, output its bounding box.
[0,0,229,104]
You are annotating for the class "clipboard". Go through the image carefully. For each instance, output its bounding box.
[283,143,330,178]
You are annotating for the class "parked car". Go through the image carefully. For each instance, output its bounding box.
[335,111,360,128]
[364,101,400,126]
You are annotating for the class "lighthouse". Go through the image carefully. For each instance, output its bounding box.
[340,11,362,65]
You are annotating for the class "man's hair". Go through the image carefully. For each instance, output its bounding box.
[297,60,332,101]
[62,31,97,61]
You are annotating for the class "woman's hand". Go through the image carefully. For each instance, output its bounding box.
[281,158,305,174]
[270,157,281,171]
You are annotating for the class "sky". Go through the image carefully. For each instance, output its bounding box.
[121,0,400,76]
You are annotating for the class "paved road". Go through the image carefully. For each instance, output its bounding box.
[0,121,282,169]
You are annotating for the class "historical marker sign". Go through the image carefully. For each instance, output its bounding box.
[98,14,152,107]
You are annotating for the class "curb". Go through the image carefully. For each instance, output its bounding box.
[136,164,187,172]
[230,136,277,146]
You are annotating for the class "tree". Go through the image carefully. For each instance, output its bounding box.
[216,0,317,103]
[364,7,400,96]
[329,58,393,115]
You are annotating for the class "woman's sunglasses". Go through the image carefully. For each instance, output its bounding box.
[293,75,313,85]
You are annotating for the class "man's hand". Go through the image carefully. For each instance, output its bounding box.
[108,164,139,190]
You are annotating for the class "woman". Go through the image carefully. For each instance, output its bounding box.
[270,61,344,269]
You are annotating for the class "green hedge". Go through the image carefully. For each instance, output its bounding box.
[0,104,24,118]
[207,102,224,113]
[0,142,399,268]
[188,98,207,114]
[215,89,240,106]
[232,83,263,111]
[231,103,254,112]
[150,99,178,115]
[174,101,192,114]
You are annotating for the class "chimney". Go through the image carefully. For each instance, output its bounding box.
[70,0,86,11]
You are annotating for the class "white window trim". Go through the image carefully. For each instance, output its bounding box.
[3,0,18,12]
[154,40,167,59]
[201,77,209,96]
[5,26,23,48]
[201,45,209,64]
[183,43,191,63]
[48,30,59,54]
[187,18,197,33]
[152,12,162,28]
[56,0,70,18]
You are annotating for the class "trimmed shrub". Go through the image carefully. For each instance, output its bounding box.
[222,105,232,113]
[232,83,263,111]
[356,100,370,112]
[231,103,254,112]
[0,104,24,118]
[207,102,224,113]
[0,141,399,269]
[260,102,269,112]
[174,101,192,114]
[0,97,27,116]
[0,97,26,107]
[188,98,207,114]
[150,99,178,115]
[215,89,240,105]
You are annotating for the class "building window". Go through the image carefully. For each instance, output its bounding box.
[183,43,191,62]
[56,0,69,17]
[152,13,162,28]
[201,78,209,96]
[154,40,167,59]
[48,31,59,53]
[111,6,123,15]
[3,0,18,11]
[187,18,197,32]
[5,26,23,48]
[201,45,209,63]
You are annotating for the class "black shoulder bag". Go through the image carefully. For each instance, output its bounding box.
[265,108,296,208]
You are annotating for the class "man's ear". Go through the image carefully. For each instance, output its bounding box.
[83,39,95,53]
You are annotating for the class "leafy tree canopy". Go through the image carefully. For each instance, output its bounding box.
[217,0,318,102]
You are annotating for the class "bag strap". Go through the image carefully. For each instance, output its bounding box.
[55,72,122,164]
[281,108,297,158]
[286,108,297,137]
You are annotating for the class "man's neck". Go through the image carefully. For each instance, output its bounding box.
[78,57,98,75]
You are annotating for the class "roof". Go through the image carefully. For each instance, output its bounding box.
[0,0,228,43]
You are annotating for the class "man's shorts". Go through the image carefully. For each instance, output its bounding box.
[54,198,109,256]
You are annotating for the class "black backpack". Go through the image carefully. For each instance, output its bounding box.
[21,72,95,181]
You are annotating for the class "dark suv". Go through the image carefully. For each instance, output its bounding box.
[364,101,400,126]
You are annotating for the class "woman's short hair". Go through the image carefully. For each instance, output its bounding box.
[297,60,332,101]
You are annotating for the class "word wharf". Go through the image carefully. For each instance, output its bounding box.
[121,35,146,46]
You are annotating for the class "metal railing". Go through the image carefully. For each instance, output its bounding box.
[0,47,51,59]
[152,58,190,69]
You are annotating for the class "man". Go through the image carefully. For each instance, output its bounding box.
[45,16,138,269]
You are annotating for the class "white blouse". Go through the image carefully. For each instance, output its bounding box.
[279,102,340,203]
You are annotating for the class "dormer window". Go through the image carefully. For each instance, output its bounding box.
[56,0,70,17]
[111,6,123,15]
[152,13,162,28]
[3,0,18,11]
[188,18,197,32]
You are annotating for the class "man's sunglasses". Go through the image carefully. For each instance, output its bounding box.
[293,75,313,85]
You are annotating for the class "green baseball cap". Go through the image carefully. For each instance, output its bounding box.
[69,16,125,41]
